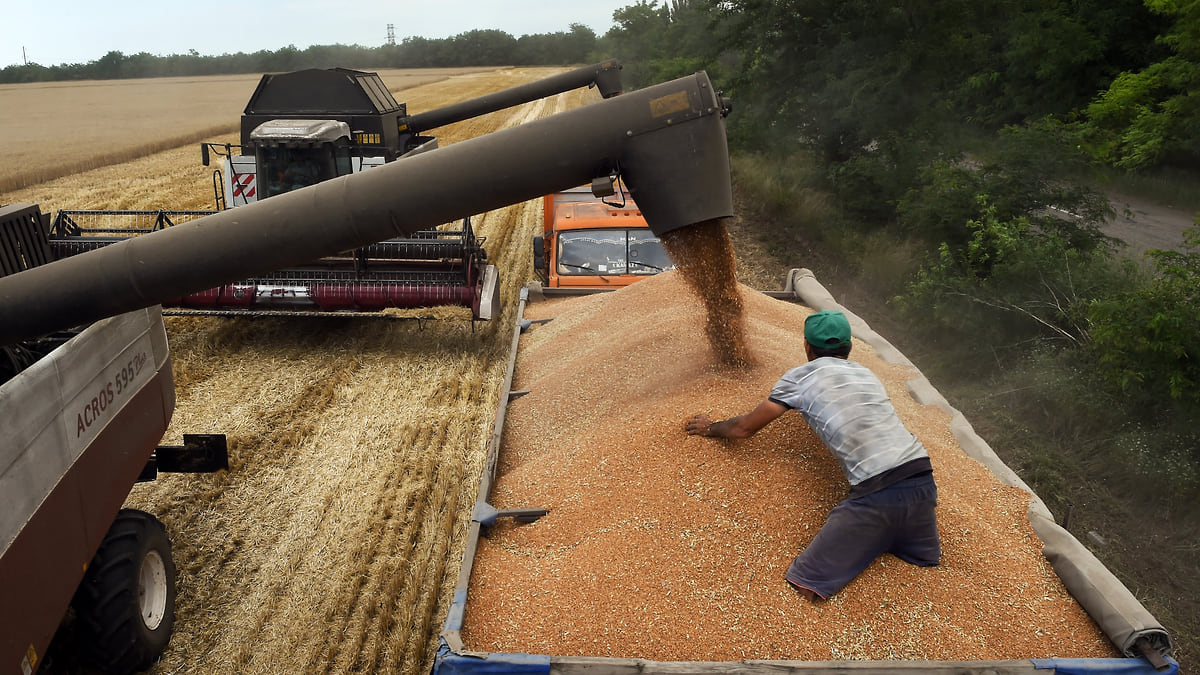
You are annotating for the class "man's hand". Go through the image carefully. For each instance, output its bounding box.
[686,400,788,439]
[685,414,716,437]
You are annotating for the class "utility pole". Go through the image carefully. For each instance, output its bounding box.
[387,24,395,46]
[23,46,28,65]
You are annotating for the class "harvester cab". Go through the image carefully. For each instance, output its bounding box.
[200,67,435,209]
[251,120,352,199]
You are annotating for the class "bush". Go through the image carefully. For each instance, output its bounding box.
[899,197,1129,350]
[1088,225,1200,403]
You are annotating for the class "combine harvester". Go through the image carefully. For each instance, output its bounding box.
[45,62,623,321]
[0,205,228,675]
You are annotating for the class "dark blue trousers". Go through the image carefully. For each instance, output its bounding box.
[785,472,941,599]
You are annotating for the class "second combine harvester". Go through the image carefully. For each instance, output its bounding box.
[45,62,626,320]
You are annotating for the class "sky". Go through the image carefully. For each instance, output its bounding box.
[5,1,635,69]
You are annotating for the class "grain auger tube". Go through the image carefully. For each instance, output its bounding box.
[399,60,624,139]
[0,71,733,346]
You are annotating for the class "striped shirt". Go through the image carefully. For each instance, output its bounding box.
[769,357,928,487]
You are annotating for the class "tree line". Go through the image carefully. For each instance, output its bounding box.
[0,24,599,83]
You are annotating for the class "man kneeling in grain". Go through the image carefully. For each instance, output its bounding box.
[685,309,941,600]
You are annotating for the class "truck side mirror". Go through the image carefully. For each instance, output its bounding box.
[200,144,210,167]
[532,236,545,270]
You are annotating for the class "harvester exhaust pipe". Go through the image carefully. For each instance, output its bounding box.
[402,60,624,134]
[0,71,732,345]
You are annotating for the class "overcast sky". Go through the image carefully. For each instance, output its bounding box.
[6,1,634,68]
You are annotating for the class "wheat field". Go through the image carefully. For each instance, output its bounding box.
[0,67,495,195]
[3,67,596,674]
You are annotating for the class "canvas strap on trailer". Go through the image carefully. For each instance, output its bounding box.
[433,273,1176,675]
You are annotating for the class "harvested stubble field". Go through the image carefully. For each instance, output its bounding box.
[5,67,595,674]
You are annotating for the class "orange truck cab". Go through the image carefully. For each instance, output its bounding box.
[532,186,675,289]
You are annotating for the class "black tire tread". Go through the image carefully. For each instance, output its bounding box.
[72,509,176,674]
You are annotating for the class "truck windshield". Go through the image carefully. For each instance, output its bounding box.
[557,229,675,276]
[258,146,335,198]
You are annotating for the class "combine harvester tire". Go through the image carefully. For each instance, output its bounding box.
[72,509,176,674]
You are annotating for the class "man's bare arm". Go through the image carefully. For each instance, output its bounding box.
[686,400,788,439]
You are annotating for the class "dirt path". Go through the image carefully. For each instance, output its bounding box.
[1103,192,1197,259]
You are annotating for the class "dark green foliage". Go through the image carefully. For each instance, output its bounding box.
[966,0,1169,125]
[899,124,1114,249]
[598,0,726,88]
[711,0,1188,175]
[1089,225,1200,403]
[899,197,1133,350]
[893,129,1137,363]
[514,24,598,65]
[713,0,992,162]
[1078,0,1200,169]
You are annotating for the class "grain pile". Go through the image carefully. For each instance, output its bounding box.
[462,270,1120,662]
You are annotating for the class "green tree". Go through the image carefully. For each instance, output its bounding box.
[447,29,517,66]
[93,50,127,79]
[900,197,1122,347]
[1080,0,1200,169]
[513,24,597,65]
[714,0,998,156]
[899,124,1113,250]
[709,0,1023,217]
[967,0,1168,125]
[601,0,720,87]
[1089,224,1200,402]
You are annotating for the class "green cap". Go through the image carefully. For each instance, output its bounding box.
[804,310,851,349]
